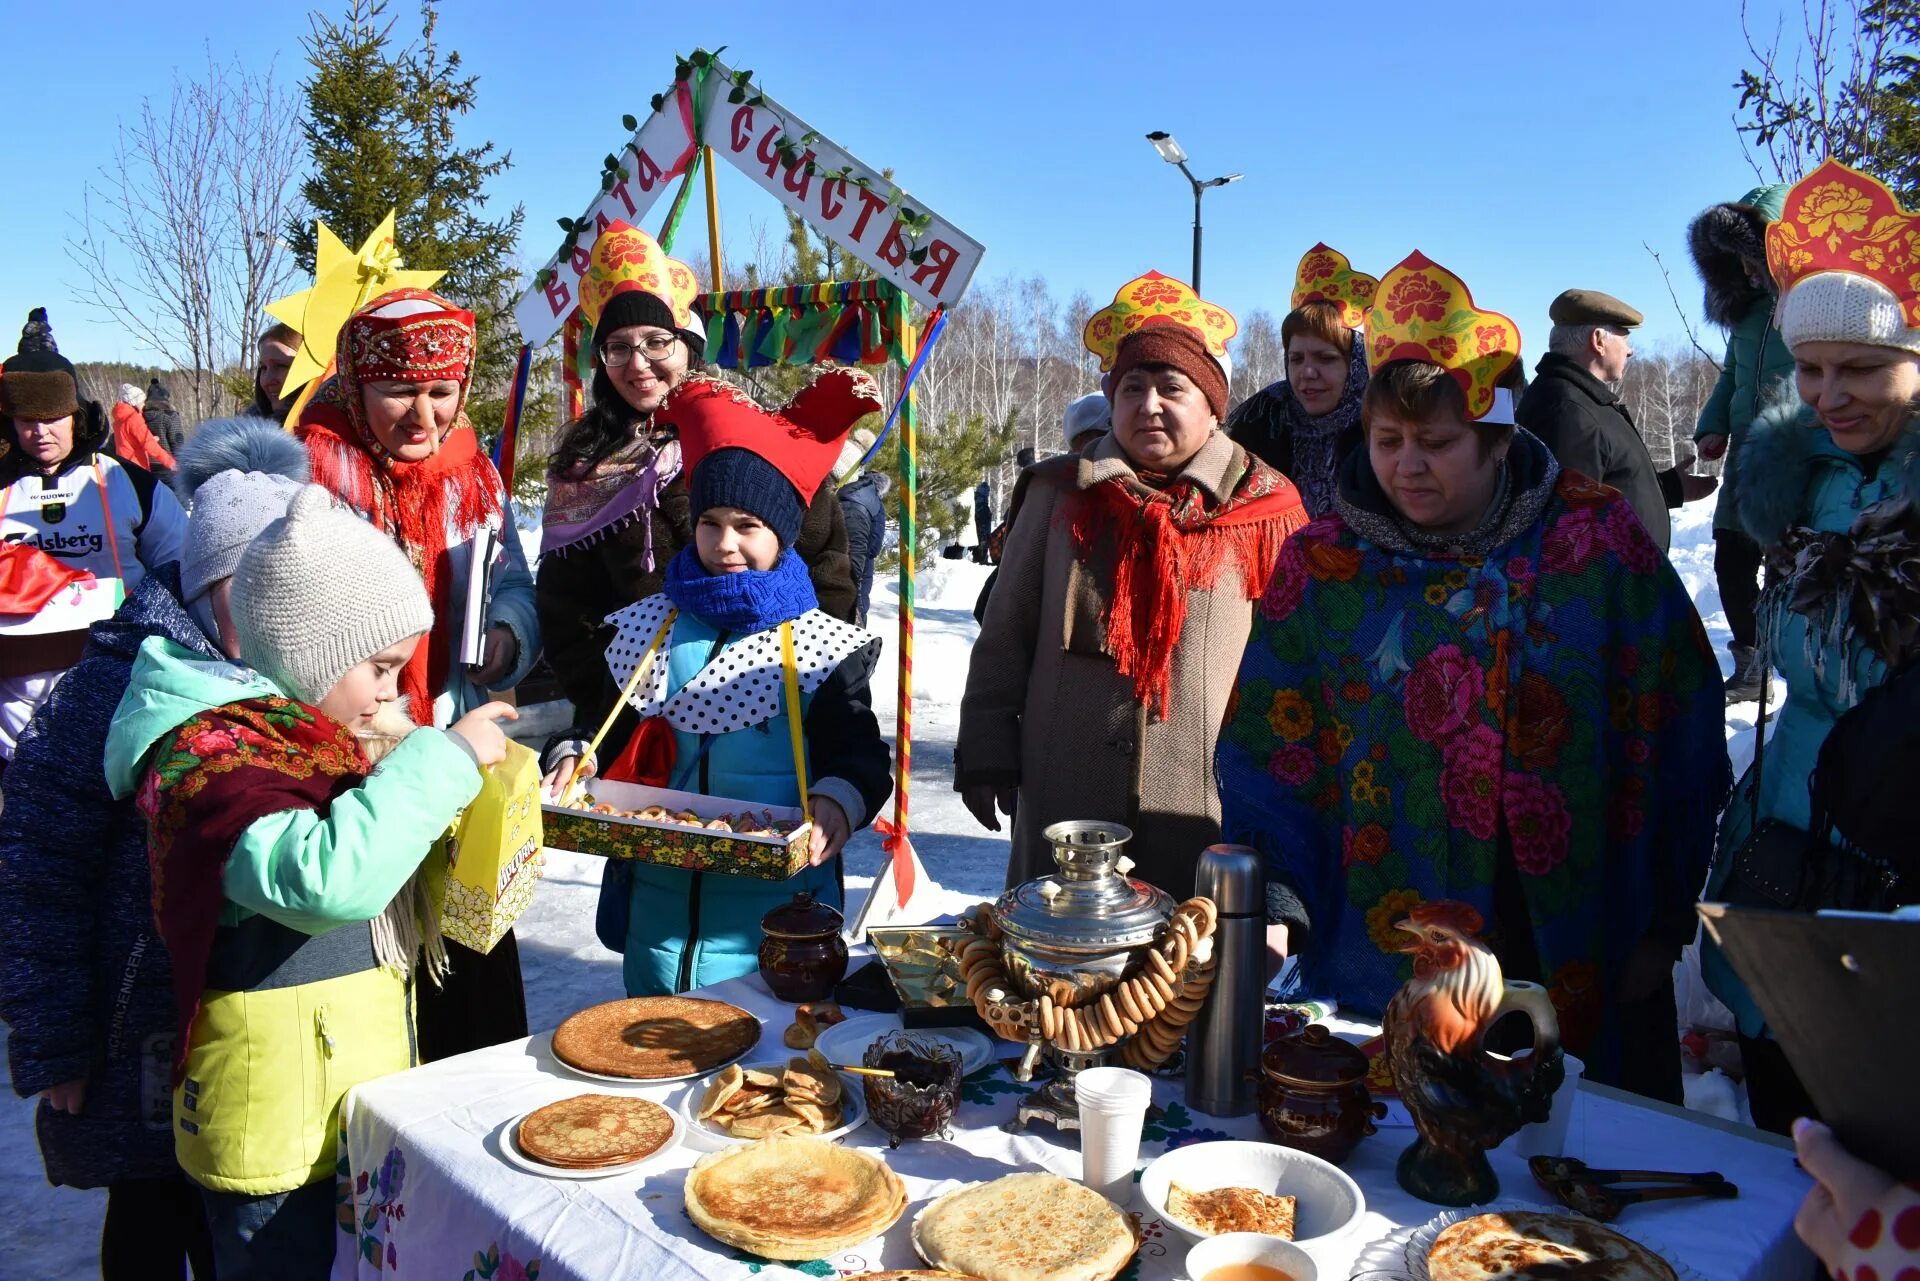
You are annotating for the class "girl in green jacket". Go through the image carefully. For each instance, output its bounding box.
[106,485,516,1281]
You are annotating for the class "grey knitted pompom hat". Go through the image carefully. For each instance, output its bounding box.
[231,484,433,704]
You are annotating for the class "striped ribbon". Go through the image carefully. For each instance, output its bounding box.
[493,344,533,492]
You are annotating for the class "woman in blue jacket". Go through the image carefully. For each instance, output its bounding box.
[1703,160,1920,1132]
[545,368,892,994]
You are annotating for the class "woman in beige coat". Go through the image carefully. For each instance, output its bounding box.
[955,272,1308,900]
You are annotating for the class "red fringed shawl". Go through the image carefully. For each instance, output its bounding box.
[136,698,370,1080]
[1068,451,1307,716]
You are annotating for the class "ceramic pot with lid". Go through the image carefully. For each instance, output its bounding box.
[758,890,848,1002]
[1257,1024,1386,1165]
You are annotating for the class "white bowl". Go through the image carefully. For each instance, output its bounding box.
[1187,1232,1319,1281]
[1138,1140,1364,1249]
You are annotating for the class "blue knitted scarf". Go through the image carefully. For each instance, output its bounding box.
[662,546,818,633]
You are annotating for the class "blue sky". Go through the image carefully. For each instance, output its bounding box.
[0,1,1790,367]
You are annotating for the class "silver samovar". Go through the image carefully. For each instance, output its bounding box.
[993,821,1176,1132]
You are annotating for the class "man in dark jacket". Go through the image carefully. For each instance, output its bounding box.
[0,417,306,1281]
[1517,290,1671,550]
[834,429,888,627]
[142,379,185,455]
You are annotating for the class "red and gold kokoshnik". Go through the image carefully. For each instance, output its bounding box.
[1292,243,1380,330]
[1363,252,1521,422]
[1765,157,1920,327]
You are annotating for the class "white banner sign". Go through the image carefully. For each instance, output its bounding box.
[514,60,984,348]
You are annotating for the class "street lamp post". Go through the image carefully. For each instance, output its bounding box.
[1145,131,1241,296]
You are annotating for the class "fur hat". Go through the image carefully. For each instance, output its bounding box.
[0,309,79,421]
[1688,185,1788,327]
[1062,393,1111,450]
[171,415,313,505]
[231,485,433,705]
[174,417,315,602]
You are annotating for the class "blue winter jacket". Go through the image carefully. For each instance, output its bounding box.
[0,564,220,1187]
[617,607,889,996]
[1703,401,1919,1035]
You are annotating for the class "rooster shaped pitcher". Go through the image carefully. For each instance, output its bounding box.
[1383,901,1564,1206]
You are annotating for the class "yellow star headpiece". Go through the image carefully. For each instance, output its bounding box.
[266,210,446,403]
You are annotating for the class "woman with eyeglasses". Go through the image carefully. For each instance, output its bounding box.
[535,224,860,786]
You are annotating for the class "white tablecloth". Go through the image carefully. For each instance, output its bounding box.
[332,967,1813,1281]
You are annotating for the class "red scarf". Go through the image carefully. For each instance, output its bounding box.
[295,290,503,724]
[1068,448,1307,716]
[136,698,370,1080]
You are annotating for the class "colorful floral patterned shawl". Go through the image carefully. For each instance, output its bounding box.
[138,697,370,1079]
[1217,455,1727,1075]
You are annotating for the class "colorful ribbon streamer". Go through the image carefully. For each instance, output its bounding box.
[493,344,532,492]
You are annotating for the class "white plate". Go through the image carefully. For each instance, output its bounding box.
[812,1013,997,1078]
[536,1029,759,1086]
[673,1060,870,1150]
[1399,1199,1707,1281]
[495,1096,683,1180]
[1138,1139,1366,1249]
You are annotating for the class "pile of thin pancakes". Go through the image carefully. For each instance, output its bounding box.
[550,996,760,1080]
[698,1058,844,1138]
[685,1135,907,1260]
[914,1172,1140,1281]
[515,1094,675,1171]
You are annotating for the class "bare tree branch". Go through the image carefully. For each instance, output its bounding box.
[63,49,305,422]
[1642,241,1725,370]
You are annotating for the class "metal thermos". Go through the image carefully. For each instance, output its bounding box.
[1185,844,1265,1117]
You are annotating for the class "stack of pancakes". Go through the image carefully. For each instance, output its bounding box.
[1427,1211,1679,1281]
[913,1172,1141,1281]
[698,1059,845,1138]
[514,1095,675,1171]
[551,996,760,1080]
[685,1135,907,1260]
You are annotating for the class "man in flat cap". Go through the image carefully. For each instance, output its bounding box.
[1517,289,1677,549]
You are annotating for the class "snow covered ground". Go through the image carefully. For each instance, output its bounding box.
[0,496,1770,1270]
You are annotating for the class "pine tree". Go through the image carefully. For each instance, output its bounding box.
[292,0,525,441]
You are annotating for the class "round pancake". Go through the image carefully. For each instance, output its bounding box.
[551,996,760,1079]
[1428,1211,1678,1281]
[915,1172,1139,1281]
[686,1136,906,1260]
[515,1095,674,1169]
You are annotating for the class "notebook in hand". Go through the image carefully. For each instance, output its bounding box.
[1698,902,1919,1178]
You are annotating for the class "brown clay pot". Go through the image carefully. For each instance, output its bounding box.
[1257,1024,1386,1166]
[758,890,848,1002]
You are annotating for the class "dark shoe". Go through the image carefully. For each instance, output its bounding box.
[1724,643,1768,705]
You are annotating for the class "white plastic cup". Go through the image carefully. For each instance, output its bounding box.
[1512,1053,1584,1158]
[1076,1067,1153,1203]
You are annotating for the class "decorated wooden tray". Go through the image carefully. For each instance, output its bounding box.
[543,778,811,880]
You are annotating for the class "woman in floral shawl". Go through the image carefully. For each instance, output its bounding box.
[1217,254,1728,1102]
